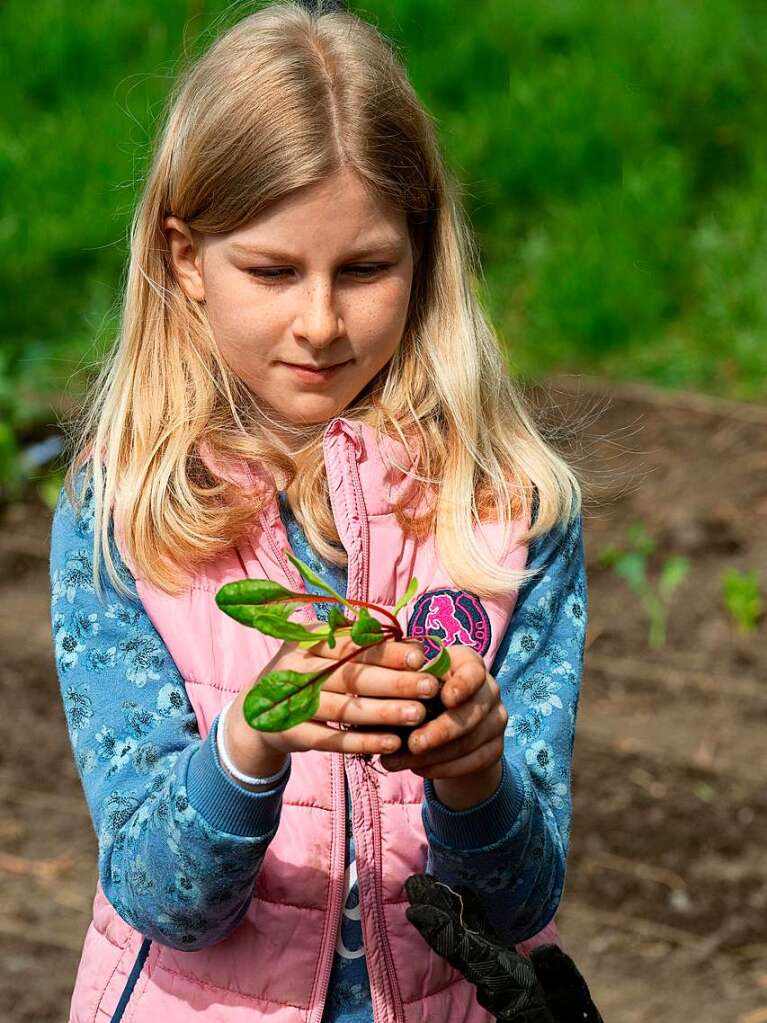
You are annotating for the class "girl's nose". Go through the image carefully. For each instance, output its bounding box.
[294,279,345,348]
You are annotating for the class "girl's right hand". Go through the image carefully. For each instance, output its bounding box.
[221,633,440,783]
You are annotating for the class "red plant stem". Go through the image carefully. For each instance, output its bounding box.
[351,599,404,634]
[304,628,399,686]
[262,593,404,636]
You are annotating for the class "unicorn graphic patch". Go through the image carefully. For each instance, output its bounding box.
[407,588,492,661]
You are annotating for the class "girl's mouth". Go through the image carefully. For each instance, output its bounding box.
[280,361,350,384]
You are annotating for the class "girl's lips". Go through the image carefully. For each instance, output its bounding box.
[280,360,350,383]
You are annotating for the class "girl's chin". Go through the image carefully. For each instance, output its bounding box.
[269,396,349,428]
[292,392,345,412]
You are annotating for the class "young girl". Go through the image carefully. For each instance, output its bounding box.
[50,3,588,1021]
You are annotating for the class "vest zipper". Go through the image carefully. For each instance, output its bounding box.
[263,429,348,1023]
[258,506,310,614]
[264,418,403,1021]
[306,751,348,1023]
[262,500,348,1023]
[324,420,405,1023]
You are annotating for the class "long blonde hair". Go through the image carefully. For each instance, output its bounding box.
[63,0,583,602]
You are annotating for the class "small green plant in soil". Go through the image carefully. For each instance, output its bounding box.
[215,551,450,735]
[597,521,690,650]
[720,567,764,634]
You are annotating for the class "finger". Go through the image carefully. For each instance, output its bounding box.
[412,735,505,779]
[440,654,491,708]
[380,702,507,771]
[307,633,427,671]
[407,679,499,753]
[321,662,440,701]
[283,719,403,755]
[441,643,484,673]
[313,689,428,728]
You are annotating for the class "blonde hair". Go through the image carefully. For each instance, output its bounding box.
[62,0,583,603]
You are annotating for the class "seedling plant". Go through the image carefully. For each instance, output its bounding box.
[215,551,451,733]
[720,567,764,634]
[597,521,690,650]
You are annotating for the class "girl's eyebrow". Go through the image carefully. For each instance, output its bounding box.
[229,238,403,261]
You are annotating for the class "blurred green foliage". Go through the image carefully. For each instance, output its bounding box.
[720,567,764,634]
[597,521,690,649]
[2,0,767,499]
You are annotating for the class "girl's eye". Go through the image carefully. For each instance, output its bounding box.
[346,264,389,278]
[247,268,291,280]
[246,264,390,281]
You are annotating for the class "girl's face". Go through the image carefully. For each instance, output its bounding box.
[164,167,416,449]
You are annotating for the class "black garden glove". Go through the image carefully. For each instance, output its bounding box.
[526,944,605,1023]
[404,873,604,1023]
[404,873,554,1021]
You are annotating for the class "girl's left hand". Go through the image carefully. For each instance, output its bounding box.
[379,645,508,780]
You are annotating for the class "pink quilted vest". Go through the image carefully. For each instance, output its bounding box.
[70,415,561,1022]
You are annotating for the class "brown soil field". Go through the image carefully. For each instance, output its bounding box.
[1,374,765,1021]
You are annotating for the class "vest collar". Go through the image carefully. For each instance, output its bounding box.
[197,416,418,519]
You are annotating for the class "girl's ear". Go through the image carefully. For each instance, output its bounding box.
[164,216,206,303]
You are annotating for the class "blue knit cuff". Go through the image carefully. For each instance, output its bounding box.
[186,715,290,838]
[422,756,525,850]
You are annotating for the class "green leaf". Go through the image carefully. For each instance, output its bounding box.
[294,621,333,646]
[284,550,351,608]
[296,621,355,650]
[626,521,655,557]
[658,555,690,601]
[694,782,715,803]
[613,552,647,591]
[350,606,384,646]
[596,543,622,568]
[393,576,418,617]
[421,639,451,679]
[720,567,763,632]
[216,578,300,609]
[327,606,349,630]
[229,605,332,643]
[243,669,326,731]
[216,599,303,629]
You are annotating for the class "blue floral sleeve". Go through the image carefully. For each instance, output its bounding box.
[49,472,291,951]
[421,508,588,945]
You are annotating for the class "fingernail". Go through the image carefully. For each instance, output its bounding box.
[403,706,421,722]
[412,734,427,751]
[406,649,424,668]
[417,679,436,696]
[383,736,400,750]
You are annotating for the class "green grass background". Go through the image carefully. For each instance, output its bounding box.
[2,0,767,496]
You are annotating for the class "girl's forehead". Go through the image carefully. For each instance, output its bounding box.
[228,168,409,240]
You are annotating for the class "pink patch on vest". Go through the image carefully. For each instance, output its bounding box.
[408,588,492,660]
